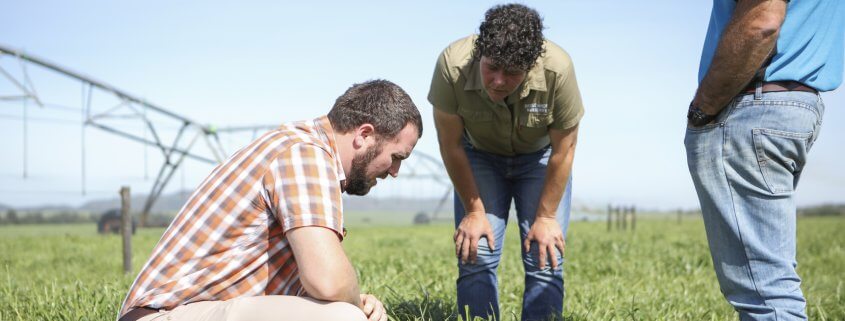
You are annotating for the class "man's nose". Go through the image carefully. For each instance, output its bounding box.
[389,161,401,178]
[491,72,505,87]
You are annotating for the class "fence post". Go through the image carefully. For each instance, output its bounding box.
[120,186,132,275]
[631,205,636,231]
[606,204,612,232]
[621,206,628,230]
[616,207,622,230]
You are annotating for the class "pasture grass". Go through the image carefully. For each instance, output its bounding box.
[1,216,843,320]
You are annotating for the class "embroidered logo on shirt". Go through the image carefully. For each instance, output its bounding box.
[525,103,549,113]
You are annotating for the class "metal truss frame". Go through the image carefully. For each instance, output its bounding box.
[0,44,452,225]
[0,44,234,226]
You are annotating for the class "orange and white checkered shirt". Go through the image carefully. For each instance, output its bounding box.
[118,116,346,318]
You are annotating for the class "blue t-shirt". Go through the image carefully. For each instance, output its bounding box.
[699,0,845,91]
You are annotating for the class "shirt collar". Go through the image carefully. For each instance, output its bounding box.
[314,115,346,182]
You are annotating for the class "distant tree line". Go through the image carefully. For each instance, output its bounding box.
[0,209,175,226]
[797,204,845,217]
[0,209,95,225]
[1,204,841,226]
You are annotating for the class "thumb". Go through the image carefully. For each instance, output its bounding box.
[523,235,531,253]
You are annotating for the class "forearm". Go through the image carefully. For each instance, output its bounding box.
[695,0,786,113]
[439,144,484,214]
[536,125,578,219]
[333,264,362,308]
[287,227,362,308]
[535,147,573,219]
[304,258,362,307]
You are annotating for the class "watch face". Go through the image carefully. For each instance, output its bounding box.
[687,107,713,126]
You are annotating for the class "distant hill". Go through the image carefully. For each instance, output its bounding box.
[342,195,451,214]
[0,203,9,211]
[11,190,593,217]
[77,192,454,215]
[44,190,453,215]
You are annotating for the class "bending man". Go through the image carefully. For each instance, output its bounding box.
[428,4,584,320]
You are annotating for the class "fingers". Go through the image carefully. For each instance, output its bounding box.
[469,236,478,264]
[460,234,471,264]
[548,243,558,270]
[523,233,532,253]
[370,299,385,321]
[484,227,496,251]
[454,233,464,258]
[455,214,496,265]
[556,239,566,260]
[361,294,375,317]
[361,294,386,321]
[522,231,534,253]
[537,242,548,270]
[378,299,387,321]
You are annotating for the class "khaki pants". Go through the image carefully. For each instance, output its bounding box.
[138,296,367,321]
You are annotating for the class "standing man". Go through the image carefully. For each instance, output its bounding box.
[118,80,422,321]
[686,1,844,320]
[429,4,584,320]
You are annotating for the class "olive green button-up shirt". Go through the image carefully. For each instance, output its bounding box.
[428,35,585,156]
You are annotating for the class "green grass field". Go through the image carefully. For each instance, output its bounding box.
[1,217,843,321]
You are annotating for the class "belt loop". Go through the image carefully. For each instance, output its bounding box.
[754,80,763,100]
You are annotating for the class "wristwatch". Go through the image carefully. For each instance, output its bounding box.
[687,103,717,127]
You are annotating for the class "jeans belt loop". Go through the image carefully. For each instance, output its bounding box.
[754,79,764,100]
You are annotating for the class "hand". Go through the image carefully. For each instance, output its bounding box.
[687,100,720,128]
[523,216,565,270]
[453,211,496,265]
[360,293,387,321]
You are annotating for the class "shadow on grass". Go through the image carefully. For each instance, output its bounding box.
[384,290,590,321]
[386,294,458,321]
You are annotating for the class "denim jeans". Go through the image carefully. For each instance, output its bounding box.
[685,90,824,321]
[455,139,572,321]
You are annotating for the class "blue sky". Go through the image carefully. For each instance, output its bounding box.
[1,1,843,210]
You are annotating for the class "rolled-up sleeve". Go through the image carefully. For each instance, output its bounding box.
[550,60,585,130]
[265,142,344,240]
[428,49,459,114]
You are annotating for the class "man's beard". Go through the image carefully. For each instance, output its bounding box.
[344,142,384,196]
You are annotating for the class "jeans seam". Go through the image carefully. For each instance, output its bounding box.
[721,126,779,317]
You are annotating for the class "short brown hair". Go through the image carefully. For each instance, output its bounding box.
[328,79,422,139]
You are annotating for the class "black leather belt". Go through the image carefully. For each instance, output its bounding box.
[743,80,817,94]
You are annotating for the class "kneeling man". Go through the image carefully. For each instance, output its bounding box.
[118,80,422,321]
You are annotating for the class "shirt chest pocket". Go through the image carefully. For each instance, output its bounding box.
[458,109,493,131]
[522,111,552,128]
[457,109,494,123]
[457,108,496,141]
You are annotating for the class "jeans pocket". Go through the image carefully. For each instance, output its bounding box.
[752,128,812,195]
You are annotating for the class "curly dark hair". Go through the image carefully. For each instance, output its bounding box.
[473,4,545,71]
[328,79,423,139]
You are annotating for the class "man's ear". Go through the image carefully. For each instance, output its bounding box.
[353,124,375,149]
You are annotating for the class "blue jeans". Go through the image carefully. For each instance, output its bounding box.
[685,90,824,321]
[455,140,572,321]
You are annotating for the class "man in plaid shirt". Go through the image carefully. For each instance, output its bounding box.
[118,80,422,321]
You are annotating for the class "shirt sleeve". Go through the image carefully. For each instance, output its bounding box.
[427,49,459,114]
[550,60,585,130]
[265,142,344,240]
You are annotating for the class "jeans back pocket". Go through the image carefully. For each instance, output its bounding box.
[752,128,812,195]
